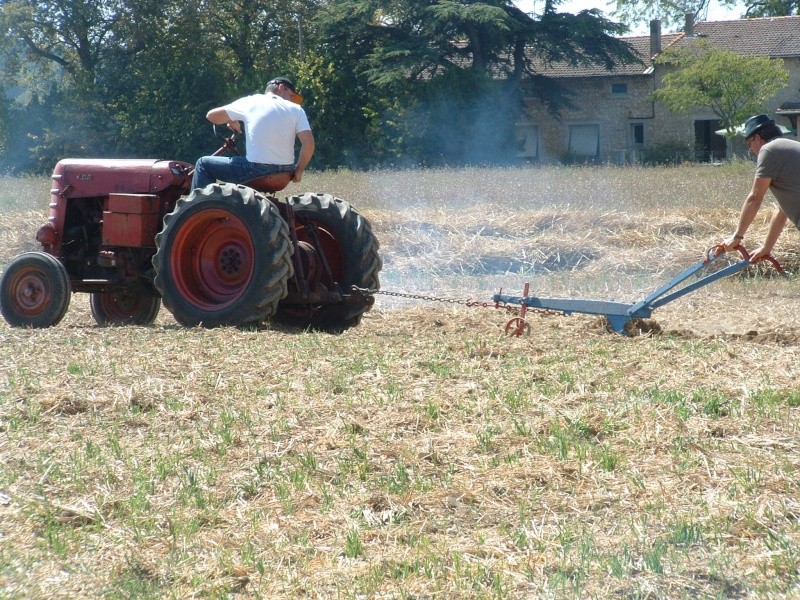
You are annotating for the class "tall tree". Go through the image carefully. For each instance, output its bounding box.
[0,0,321,170]
[199,0,322,93]
[317,0,635,88]
[315,0,638,165]
[0,0,141,168]
[0,0,124,77]
[97,2,231,162]
[652,41,790,134]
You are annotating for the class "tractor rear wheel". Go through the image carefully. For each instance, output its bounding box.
[277,193,381,332]
[90,290,161,326]
[0,252,71,328]
[153,183,293,327]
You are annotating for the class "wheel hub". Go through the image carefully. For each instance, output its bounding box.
[170,210,256,309]
[219,247,243,276]
[17,277,46,311]
[111,293,138,312]
[22,283,41,302]
[1,252,72,328]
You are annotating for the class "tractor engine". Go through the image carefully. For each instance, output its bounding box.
[39,159,192,293]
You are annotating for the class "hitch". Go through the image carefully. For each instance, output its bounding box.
[282,285,375,310]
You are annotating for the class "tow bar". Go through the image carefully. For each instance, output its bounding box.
[493,244,784,335]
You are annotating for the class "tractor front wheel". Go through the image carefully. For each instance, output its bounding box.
[90,290,161,326]
[0,252,71,328]
[153,183,293,327]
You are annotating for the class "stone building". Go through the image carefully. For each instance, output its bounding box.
[517,15,800,164]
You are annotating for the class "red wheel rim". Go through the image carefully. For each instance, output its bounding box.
[98,292,145,321]
[7,268,53,317]
[169,209,255,310]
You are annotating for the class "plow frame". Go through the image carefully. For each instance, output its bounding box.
[493,245,783,335]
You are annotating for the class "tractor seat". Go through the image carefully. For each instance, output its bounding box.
[244,171,293,193]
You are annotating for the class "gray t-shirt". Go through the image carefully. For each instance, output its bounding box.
[755,137,800,226]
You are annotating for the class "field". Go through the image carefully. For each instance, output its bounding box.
[1,163,799,599]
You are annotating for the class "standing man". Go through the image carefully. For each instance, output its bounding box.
[723,114,800,261]
[192,77,315,190]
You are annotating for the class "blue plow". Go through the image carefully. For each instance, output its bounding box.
[493,245,783,335]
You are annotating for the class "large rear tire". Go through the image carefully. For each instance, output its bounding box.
[90,290,161,326]
[0,252,71,328]
[153,183,293,327]
[277,193,381,332]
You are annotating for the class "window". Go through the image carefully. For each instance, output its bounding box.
[515,124,539,158]
[611,83,628,96]
[568,124,600,157]
[630,123,644,146]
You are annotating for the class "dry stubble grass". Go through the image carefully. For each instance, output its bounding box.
[1,163,799,599]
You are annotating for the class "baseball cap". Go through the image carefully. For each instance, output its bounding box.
[267,77,304,105]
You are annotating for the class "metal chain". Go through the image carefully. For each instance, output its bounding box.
[352,286,491,307]
[351,286,564,317]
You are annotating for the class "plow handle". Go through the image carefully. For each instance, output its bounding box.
[732,244,784,273]
[706,243,747,261]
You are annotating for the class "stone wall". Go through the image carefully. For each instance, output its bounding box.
[519,57,800,164]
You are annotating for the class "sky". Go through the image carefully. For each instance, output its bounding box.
[513,0,745,34]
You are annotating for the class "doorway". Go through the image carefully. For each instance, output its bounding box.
[694,119,726,162]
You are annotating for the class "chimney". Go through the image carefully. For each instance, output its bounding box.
[685,12,695,36]
[650,19,662,59]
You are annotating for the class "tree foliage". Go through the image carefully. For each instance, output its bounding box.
[744,0,799,17]
[0,86,8,157]
[1,0,123,76]
[0,0,307,170]
[315,0,638,165]
[611,0,797,31]
[317,0,636,87]
[652,41,790,134]
[0,0,639,171]
[611,0,707,30]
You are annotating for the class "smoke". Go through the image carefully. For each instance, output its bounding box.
[388,73,524,168]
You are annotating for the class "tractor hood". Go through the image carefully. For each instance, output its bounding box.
[52,159,193,198]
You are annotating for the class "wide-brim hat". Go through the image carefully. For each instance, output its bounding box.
[715,119,795,138]
[742,114,775,138]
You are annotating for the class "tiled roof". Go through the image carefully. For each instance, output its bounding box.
[536,15,800,79]
[535,33,682,77]
[668,16,800,57]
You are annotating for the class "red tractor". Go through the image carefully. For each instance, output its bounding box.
[0,135,381,331]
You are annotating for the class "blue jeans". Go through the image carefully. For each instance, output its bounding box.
[191,156,295,190]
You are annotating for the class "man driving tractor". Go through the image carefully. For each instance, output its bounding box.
[191,77,315,190]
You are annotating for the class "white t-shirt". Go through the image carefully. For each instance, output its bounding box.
[223,93,311,165]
